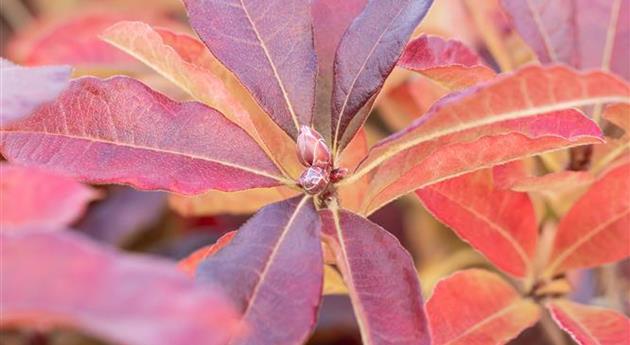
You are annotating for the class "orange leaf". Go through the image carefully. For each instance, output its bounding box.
[416,169,537,277]
[547,299,630,345]
[427,269,540,345]
[546,158,630,275]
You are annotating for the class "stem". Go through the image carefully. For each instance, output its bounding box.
[540,310,568,345]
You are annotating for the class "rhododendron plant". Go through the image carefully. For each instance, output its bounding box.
[1,0,629,344]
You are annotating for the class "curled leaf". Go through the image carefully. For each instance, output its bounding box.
[398,35,496,90]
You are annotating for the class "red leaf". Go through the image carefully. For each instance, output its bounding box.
[103,22,303,178]
[546,158,630,275]
[331,0,434,152]
[196,196,323,345]
[0,58,71,123]
[345,65,628,214]
[427,269,540,345]
[0,230,240,345]
[312,0,366,145]
[178,231,236,277]
[321,205,430,345]
[0,76,290,194]
[547,299,630,345]
[184,0,317,138]
[0,164,97,231]
[416,169,537,277]
[502,0,630,80]
[362,109,602,215]
[398,35,496,90]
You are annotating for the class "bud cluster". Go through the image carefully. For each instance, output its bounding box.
[296,126,346,195]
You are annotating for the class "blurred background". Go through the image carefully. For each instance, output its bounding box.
[1,0,627,344]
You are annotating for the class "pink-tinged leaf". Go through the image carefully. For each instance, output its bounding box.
[346,66,628,214]
[312,0,366,145]
[416,169,537,277]
[102,22,302,177]
[184,0,317,138]
[0,164,97,231]
[331,0,434,153]
[321,205,430,345]
[502,0,630,80]
[427,269,541,345]
[547,299,630,345]
[8,12,144,68]
[0,58,71,124]
[575,0,630,79]
[0,77,289,194]
[603,103,630,133]
[500,0,578,66]
[546,158,630,275]
[197,196,323,345]
[178,231,236,277]
[398,35,496,90]
[0,230,240,345]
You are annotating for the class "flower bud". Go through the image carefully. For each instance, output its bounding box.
[297,126,331,168]
[298,166,329,195]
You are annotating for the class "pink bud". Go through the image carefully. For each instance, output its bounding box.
[329,168,348,183]
[297,126,331,168]
[298,166,329,195]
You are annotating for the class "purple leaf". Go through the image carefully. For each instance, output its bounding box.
[197,196,323,345]
[184,0,317,138]
[320,205,430,345]
[312,0,367,145]
[331,0,434,152]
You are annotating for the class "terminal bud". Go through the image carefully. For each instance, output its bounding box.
[297,126,331,168]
